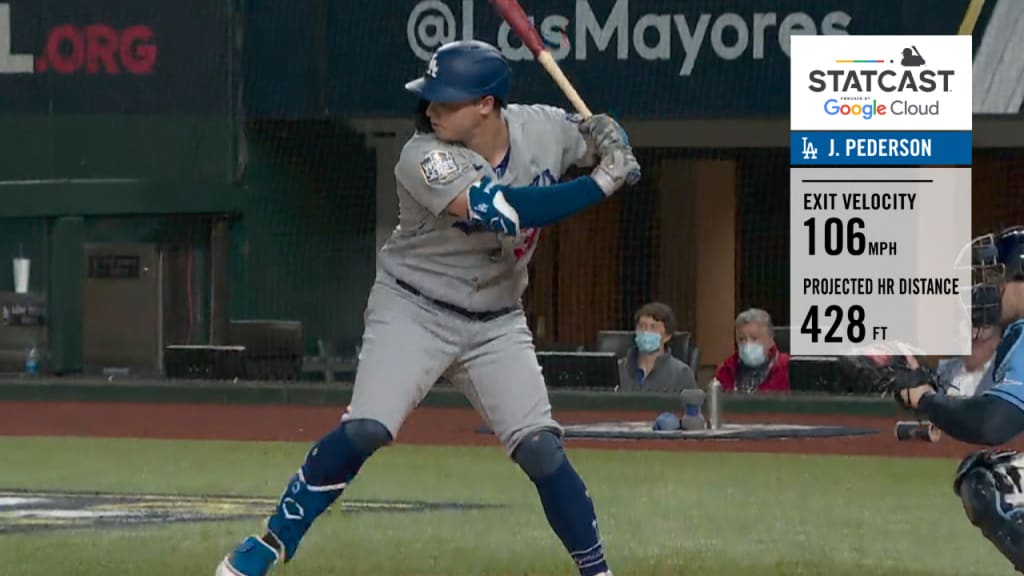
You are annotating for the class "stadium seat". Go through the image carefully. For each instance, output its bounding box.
[773,326,791,354]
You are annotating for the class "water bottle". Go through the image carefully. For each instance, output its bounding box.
[24,345,39,376]
[707,379,722,430]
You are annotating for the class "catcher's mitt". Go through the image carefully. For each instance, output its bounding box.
[838,353,942,410]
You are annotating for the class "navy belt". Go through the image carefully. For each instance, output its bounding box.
[395,278,516,322]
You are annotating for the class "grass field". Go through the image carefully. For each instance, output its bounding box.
[0,436,1012,575]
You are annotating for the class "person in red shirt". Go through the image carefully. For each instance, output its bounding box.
[712,308,790,393]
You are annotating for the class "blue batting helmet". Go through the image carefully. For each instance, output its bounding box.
[405,40,510,103]
[970,226,1024,326]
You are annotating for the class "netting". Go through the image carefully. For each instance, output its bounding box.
[229,123,1024,381]
[523,147,795,355]
[2,0,1023,381]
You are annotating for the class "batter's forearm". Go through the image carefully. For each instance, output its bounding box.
[918,393,1024,445]
[461,175,608,235]
[500,176,604,228]
[448,176,604,228]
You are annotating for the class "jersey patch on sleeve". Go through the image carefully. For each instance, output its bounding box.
[419,150,462,185]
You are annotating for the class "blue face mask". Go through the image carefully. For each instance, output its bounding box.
[635,331,662,354]
[739,342,766,367]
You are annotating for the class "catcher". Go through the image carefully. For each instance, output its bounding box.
[844,226,1024,573]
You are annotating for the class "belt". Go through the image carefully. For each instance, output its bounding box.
[395,278,517,322]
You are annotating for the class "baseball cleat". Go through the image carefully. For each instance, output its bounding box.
[215,535,280,576]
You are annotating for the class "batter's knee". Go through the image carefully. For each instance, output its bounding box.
[301,419,392,488]
[512,429,566,480]
[342,418,393,454]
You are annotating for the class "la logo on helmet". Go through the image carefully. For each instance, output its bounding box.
[426,54,439,78]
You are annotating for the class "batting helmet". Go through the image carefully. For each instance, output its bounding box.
[405,40,510,103]
[970,226,1024,326]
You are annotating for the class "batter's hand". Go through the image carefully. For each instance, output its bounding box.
[579,114,631,156]
[591,146,641,195]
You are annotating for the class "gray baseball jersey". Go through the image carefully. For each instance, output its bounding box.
[378,103,593,311]
[346,103,596,453]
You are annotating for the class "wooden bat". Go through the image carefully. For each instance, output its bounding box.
[487,0,592,119]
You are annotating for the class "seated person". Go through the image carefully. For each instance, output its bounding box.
[712,308,790,393]
[617,302,697,393]
[936,324,1001,397]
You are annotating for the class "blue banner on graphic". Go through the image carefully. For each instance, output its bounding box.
[790,131,972,166]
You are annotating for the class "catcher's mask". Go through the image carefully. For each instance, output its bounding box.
[964,226,1024,329]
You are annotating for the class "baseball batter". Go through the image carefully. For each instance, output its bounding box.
[216,40,639,576]
[886,226,1024,572]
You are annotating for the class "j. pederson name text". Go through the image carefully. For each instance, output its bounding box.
[847,137,931,158]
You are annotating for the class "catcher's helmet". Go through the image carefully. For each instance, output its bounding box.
[970,226,1024,326]
[405,40,510,104]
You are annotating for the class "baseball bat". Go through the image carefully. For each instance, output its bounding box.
[487,0,593,119]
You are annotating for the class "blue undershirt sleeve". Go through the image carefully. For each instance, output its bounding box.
[499,176,604,228]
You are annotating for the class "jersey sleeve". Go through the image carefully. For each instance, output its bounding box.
[528,105,596,173]
[395,140,485,217]
[982,321,1024,412]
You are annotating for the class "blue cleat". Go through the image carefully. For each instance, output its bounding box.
[215,535,281,576]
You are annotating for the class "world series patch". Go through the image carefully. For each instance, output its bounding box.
[419,150,461,185]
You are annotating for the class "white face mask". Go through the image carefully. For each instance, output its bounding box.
[739,342,766,367]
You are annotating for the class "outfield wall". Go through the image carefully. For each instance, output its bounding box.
[0,376,905,418]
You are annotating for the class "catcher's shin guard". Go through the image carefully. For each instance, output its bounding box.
[954,450,1024,573]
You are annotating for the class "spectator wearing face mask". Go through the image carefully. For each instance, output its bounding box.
[617,302,697,393]
[710,308,790,393]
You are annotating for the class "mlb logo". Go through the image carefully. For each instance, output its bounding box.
[419,150,460,184]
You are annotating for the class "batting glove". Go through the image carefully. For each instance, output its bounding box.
[591,147,642,195]
[579,114,631,156]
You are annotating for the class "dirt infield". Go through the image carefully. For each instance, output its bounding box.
[4,400,1024,459]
